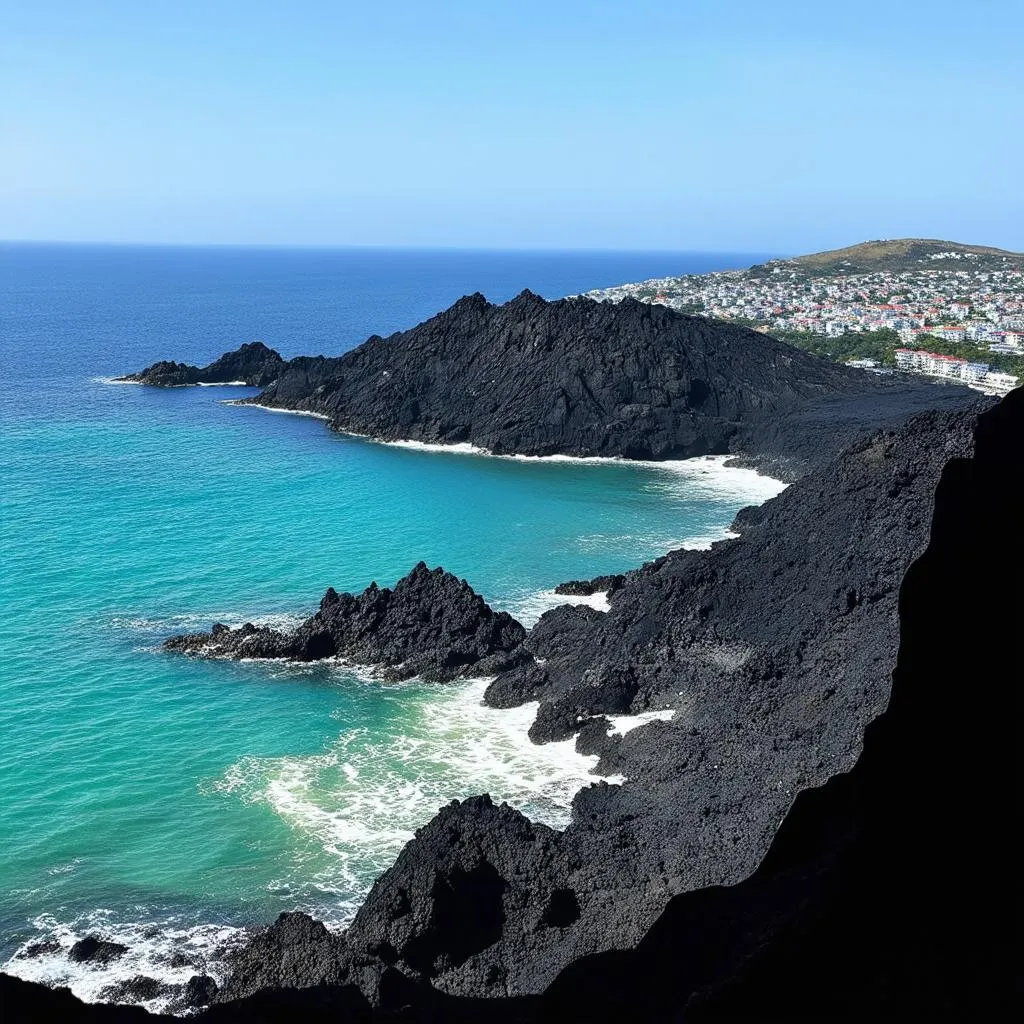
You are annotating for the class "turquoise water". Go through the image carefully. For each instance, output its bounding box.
[0,244,781,1002]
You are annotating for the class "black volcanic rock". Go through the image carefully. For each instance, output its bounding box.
[119,342,285,387]
[491,404,985,745]
[98,977,172,1006]
[165,562,527,682]
[533,384,1023,1022]
[121,293,978,477]
[552,574,624,597]
[207,401,994,1011]
[68,936,128,965]
[178,975,218,1009]
[213,913,349,1005]
[241,292,976,476]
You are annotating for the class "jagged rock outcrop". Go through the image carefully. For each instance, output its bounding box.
[213,913,349,1004]
[171,975,219,1012]
[118,341,285,387]
[165,562,527,682]
[246,292,975,477]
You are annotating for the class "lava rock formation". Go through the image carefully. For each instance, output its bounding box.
[117,341,285,387]
[165,562,527,682]
[122,293,977,478]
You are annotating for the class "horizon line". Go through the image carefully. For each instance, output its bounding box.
[0,238,787,257]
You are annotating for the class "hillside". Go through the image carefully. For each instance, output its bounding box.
[752,237,1024,276]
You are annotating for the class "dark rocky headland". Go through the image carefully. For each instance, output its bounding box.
[120,291,975,479]
[116,340,285,388]
[6,299,1018,1021]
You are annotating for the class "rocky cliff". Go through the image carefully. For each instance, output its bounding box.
[190,398,989,1009]
[121,293,976,477]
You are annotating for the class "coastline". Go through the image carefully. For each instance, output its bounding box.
[231,399,789,498]
[2,395,787,1014]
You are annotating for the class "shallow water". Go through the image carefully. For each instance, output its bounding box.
[0,244,781,1007]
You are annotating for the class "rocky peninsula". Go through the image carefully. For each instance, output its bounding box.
[120,291,977,479]
[117,341,285,387]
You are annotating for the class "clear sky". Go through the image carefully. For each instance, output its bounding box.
[1,0,1021,252]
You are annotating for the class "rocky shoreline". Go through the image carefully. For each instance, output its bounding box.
[5,387,1019,1021]
[198,402,983,1008]
[5,295,1014,1020]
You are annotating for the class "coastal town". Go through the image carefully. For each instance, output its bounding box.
[585,242,1024,395]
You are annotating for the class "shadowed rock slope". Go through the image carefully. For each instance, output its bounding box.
[121,292,977,478]
[166,562,526,682]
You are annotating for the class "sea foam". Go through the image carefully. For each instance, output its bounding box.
[4,911,247,1015]
[213,676,607,928]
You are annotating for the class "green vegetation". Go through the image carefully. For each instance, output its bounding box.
[749,238,1024,278]
[754,325,1024,379]
[905,334,1024,377]
[771,327,902,366]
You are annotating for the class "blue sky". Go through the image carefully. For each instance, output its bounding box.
[1,0,1021,251]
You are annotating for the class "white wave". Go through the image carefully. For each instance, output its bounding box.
[364,442,787,500]
[227,401,330,420]
[677,528,740,550]
[90,376,142,385]
[214,677,608,928]
[3,911,248,1015]
[508,588,610,628]
[642,458,787,505]
[196,380,251,387]
[384,438,487,455]
[232,406,788,494]
[108,611,308,635]
[45,858,82,876]
[606,709,676,737]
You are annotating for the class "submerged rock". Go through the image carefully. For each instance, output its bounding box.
[16,940,62,959]
[165,562,527,682]
[98,977,172,1005]
[118,341,285,387]
[67,936,128,966]
[553,574,625,597]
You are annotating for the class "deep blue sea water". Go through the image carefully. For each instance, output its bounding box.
[0,244,783,1006]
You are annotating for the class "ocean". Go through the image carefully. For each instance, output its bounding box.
[0,243,783,1007]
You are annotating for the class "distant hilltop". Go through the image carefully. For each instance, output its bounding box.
[751,238,1024,276]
